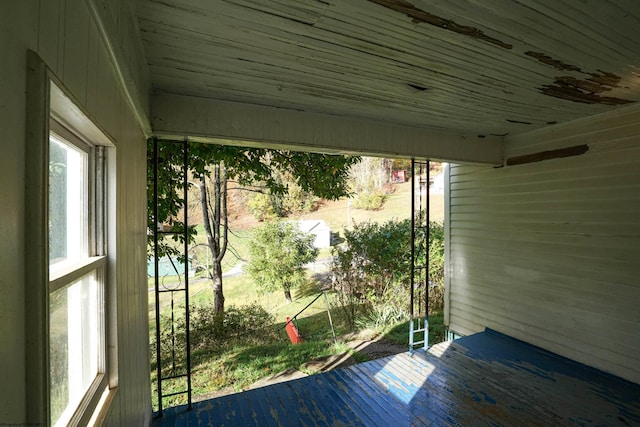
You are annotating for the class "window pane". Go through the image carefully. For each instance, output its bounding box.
[49,136,87,270]
[50,272,100,427]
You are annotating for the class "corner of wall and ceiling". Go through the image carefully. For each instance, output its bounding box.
[85,0,152,136]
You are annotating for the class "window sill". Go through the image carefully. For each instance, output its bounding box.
[87,385,118,426]
[49,256,106,292]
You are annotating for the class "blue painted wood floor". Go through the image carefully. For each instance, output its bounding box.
[152,329,640,426]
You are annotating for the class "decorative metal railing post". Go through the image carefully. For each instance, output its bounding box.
[409,159,430,354]
[153,138,193,416]
[183,139,192,410]
[153,137,163,415]
[409,158,416,354]
[425,160,430,351]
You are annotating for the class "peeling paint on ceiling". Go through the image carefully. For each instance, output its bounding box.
[368,0,513,49]
[541,72,634,105]
[524,51,582,72]
[138,0,640,137]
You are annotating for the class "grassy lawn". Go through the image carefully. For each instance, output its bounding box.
[150,271,445,410]
[301,181,444,238]
[150,273,354,409]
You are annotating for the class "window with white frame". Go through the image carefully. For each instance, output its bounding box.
[48,121,108,427]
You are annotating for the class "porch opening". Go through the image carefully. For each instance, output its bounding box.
[147,139,447,415]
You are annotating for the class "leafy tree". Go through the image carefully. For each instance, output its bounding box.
[148,139,358,314]
[247,169,320,221]
[246,221,318,303]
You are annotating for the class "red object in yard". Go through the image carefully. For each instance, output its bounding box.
[392,170,406,183]
[285,316,303,344]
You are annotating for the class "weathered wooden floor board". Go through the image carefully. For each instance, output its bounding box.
[153,329,640,426]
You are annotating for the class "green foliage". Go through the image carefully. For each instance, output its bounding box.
[146,140,196,262]
[352,191,387,210]
[246,192,277,221]
[355,286,409,330]
[247,171,322,221]
[215,339,345,393]
[427,221,445,309]
[331,217,446,329]
[272,152,360,201]
[334,219,412,297]
[150,297,351,408]
[246,221,319,299]
[280,177,319,215]
[190,303,277,349]
[147,138,359,260]
[152,303,277,368]
[391,159,412,174]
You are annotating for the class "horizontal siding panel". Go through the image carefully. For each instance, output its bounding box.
[451,244,639,286]
[450,261,640,310]
[449,187,640,206]
[448,108,640,384]
[505,124,640,157]
[451,233,637,262]
[451,160,640,190]
[449,199,640,214]
[449,298,639,362]
[451,213,640,231]
[450,175,640,194]
[449,281,640,330]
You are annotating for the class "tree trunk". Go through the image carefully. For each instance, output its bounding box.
[212,260,224,314]
[284,289,292,304]
[200,162,228,316]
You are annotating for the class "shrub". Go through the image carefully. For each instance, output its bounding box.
[330,217,445,330]
[152,302,277,372]
[247,221,318,303]
[247,192,277,221]
[352,191,387,210]
[355,285,410,330]
[281,181,319,215]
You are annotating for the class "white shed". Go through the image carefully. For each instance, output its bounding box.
[298,219,332,249]
[430,172,445,195]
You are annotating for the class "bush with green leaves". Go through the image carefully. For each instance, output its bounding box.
[189,303,277,349]
[247,175,320,221]
[281,180,319,215]
[247,192,277,221]
[330,217,445,330]
[246,221,319,303]
[151,302,277,372]
[354,285,410,330]
[352,191,387,210]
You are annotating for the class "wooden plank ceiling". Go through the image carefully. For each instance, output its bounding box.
[136,0,640,138]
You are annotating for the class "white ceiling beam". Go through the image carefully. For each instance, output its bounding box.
[151,93,503,165]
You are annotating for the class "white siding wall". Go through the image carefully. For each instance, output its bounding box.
[1,0,151,425]
[448,105,640,384]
